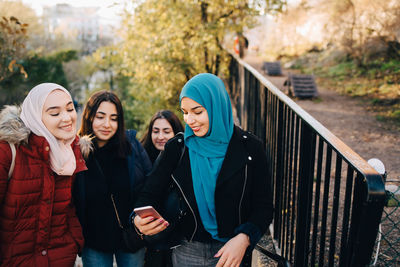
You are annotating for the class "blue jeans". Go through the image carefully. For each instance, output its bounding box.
[172,240,225,267]
[82,246,145,267]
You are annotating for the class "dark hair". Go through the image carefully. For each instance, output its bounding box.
[141,110,184,163]
[79,90,130,157]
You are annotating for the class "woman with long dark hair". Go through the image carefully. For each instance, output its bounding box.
[74,90,151,267]
[140,110,183,267]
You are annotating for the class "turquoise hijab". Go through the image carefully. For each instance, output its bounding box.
[179,73,234,241]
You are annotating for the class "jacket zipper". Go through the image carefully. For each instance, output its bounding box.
[238,164,248,225]
[171,174,198,242]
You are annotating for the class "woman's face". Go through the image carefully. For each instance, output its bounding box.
[42,89,77,142]
[151,118,174,151]
[92,101,118,147]
[181,97,209,137]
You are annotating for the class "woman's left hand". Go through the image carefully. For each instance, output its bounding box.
[215,233,250,267]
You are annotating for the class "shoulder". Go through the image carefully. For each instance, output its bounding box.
[0,105,30,145]
[125,129,137,141]
[164,132,184,150]
[0,141,12,162]
[161,132,185,162]
[232,125,263,149]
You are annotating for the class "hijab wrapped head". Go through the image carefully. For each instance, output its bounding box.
[179,73,233,241]
[20,83,77,176]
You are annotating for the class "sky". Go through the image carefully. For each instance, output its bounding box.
[21,0,128,25]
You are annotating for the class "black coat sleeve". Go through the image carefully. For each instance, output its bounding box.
[234,136,274,248]
[134,137,181,210]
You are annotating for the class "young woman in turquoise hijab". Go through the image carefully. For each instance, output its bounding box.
[133,73,273,267]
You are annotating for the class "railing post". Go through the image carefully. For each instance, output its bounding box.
[294,122,316,266]
[348,174,385,266]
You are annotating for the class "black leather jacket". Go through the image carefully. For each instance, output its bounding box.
[135,126,273,248]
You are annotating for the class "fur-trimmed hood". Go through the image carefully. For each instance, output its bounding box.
[79,135,94,159]
[0,105,30,145]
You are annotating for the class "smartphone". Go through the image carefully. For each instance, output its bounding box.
[134,206,162,219]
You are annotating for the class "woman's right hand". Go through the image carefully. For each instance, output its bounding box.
[134,215,169,236]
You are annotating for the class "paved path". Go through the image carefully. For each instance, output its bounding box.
[243,54,400,183]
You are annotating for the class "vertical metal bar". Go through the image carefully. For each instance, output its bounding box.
[247,74,254,132]
[339,165,354,266]
[281,105,289,256]
[294,122,316,266]
[286,109,295,260]
[241,68,248,130]
[283,107,292,258]
[318,146,333,266]
[274,100,285,243]
[289,114,300,263]
[328,155,342,267]
[260,85,266,144]
[310,138,324,266]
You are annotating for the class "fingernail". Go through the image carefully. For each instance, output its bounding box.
[159,218,164,223]
[164,222,169,226]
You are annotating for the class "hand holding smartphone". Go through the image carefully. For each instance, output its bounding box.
[134,206,162,219]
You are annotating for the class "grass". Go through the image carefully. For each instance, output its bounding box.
[286,55,400,129]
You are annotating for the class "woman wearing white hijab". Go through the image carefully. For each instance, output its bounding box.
[0,83,87,267]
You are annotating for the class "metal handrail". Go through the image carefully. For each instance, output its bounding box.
[233,55,382,181]
[229,54,386,266]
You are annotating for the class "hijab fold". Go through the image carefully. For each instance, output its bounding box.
[180,73,233,241]
[20,83,76,176]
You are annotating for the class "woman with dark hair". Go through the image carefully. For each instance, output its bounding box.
[141,110,184,164]
[74,90,152,267]
[140,110,183,267]
[133,74,273,267]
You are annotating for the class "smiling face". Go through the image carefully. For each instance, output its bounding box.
[92,101,118,147]
[181,97,209,137]
[41,89,77,142]
[151,118,175,151]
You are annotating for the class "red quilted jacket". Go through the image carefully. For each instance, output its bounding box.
[0,106,87,267]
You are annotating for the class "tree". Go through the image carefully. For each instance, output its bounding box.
[118,0,278,130]
[0,16,28,82]
[326,0,400,65]
[0,50,78,107]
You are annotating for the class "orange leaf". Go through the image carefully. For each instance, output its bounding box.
[8,59,16,72]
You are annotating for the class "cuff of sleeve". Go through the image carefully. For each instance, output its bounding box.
[234,222,262,249]
[128,210,137,228]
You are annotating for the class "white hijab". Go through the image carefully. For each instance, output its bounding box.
[20,83,77,176]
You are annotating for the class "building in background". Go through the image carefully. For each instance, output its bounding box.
[42,3,113,54]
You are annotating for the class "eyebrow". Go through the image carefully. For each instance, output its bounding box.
[153,126,172,130]
[45,101,73,112]
[96,111,118,116]
[182,105,203,112]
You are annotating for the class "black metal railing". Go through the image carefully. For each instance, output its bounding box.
[228,55,386,266]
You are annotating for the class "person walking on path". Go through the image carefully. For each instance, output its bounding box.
[0,83,87,267]
[140,110,184,267]
[74,90,152,267]
[133,73,274,267]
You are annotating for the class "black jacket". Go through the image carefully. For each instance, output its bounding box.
[74,130,152,252]
[135,126,273,248]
